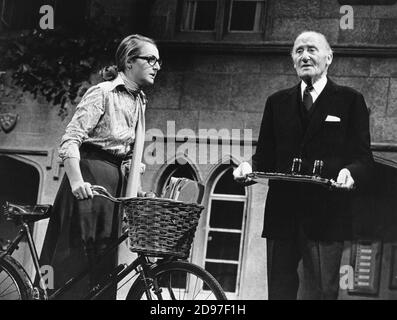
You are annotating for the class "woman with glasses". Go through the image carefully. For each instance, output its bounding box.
[38,34,161,299]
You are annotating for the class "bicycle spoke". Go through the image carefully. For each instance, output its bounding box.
[127,261,226,301]
[0,281,15,297]
[184,273,190,300]
[178,276,181,300]
[204,291,215,300]
[191,276,203,300]
[193,279,206,300]
[166,274,176,300]
[0,272,10,287]
[0,289,18,299]
[166,286,176,300]
[192,276,198,298]
[0,257,32,300]
[193,285,202,300]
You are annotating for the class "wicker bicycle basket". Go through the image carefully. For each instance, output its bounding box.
[123,198,204,259]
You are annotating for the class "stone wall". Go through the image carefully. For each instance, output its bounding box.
[144,52,397,145]
[269,0,397,45]
[0,0,396,300]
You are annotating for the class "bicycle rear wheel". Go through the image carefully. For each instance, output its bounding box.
[0,255,34,300]
[126,260,227,300]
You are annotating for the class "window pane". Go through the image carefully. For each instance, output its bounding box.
[195,1,217,30]
[210,200,244,229]
[184,0,217,31]
[162,164,196,194]
[230,1,261,31]
[214,167,245,195]
[168,165,196,180]
[206,231,241,260]
[205,262,237,292]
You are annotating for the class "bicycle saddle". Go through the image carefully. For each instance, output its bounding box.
[3,202,52,222]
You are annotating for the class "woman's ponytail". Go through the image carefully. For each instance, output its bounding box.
[99,65,118,81]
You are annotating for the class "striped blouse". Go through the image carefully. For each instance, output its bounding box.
[58,74,146,162]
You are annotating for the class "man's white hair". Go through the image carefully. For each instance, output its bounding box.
[291,31,333,56]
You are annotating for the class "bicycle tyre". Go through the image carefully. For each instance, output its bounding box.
[125,260,227,300]
[0,254,34,300]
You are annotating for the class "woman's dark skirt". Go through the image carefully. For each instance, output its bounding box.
[38,145,127,300]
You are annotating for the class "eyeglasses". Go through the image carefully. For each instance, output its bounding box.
[134,56,162,67]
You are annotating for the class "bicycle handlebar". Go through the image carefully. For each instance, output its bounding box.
[91,185,123,203]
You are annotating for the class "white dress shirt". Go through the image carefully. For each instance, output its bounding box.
[300,74,328,104]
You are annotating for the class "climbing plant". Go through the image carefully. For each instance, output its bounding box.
[0,16,122,118]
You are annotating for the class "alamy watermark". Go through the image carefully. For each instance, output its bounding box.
[340,265,355,290]
[340,5,354,30]
[143,121,253,165]
[39,5,54,30]
[39,264,54,290]
[38,4,355,31]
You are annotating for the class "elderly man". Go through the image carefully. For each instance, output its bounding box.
[234,31,373,299]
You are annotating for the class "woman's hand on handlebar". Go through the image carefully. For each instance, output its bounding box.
[71,180,94,200]
[64,158,93,200]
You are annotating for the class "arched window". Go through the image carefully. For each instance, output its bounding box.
[0,156,39,248]
[203,164,247,295]
[156,162,198,197]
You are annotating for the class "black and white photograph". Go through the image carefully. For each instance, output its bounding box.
[0,0,397,308]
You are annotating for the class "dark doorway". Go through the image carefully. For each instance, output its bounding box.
[0,156,39,247]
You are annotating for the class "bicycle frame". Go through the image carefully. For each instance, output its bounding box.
[4,219,172,300]
[4,220,48,299]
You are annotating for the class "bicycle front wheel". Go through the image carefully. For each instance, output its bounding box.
[0,255,34,300]
[126,260,227,300]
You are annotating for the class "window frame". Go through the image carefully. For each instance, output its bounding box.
[156,163,198,197]
[176,0,268,41]
[226,0,266,34]
[202,166,248,296]
[180,0,219,33]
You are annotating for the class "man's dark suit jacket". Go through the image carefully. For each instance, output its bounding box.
[252,78,373,241]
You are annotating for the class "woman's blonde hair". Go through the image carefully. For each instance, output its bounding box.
[100,34,156,81]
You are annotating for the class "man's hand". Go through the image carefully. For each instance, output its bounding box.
[335,168,355,189]
[233,162,253,182]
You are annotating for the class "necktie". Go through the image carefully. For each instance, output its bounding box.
[125,94,146,198]
[119,72,140,96]
[118,71,146,197]
[303,84,314,111]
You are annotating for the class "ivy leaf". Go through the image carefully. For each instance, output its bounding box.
[1,3,123,116]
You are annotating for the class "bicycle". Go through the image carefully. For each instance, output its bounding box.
[0,185,227,300]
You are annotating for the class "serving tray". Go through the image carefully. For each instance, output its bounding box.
[246,172,338,188]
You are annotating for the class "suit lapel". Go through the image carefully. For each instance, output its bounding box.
[302,78,338,146]
[281,83,303,137]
